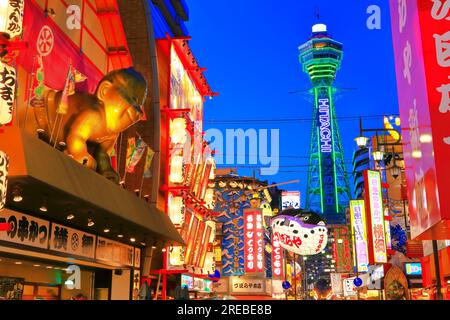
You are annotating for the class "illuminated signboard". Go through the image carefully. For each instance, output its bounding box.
[332,226,352,273]
[385,220,392,251]
[0,151,8,211]
[281,191,301,210]
[316,93,340,222]
[244,209,264,273]
[271,214,328,256]
[405,262,422,276]
[254,210,264,273]
[0,62,16,126]
[389,0,450,239]
[271,232,283,278]
[181,274,193,289]
[364,170,387,264]
[349,200,369,272]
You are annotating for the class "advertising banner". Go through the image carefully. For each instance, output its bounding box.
[349,200,369,272]
[389,0,449,239]
[343,277,357,297]
[317,92,337,219]
[0,210,49,249]
[96,237,134,267]
[271,232,284,278]
[49,223,95,259]
[364,170,387,264]
[244,209,264,273]
[332,226,353,273]
[0,62,16,126]
[281,191,301,210]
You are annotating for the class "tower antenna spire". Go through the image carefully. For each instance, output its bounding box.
[315,7,320,21]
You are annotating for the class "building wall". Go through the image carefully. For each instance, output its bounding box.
[111,269,131,300]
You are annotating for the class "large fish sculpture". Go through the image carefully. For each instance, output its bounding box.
[271,209,328,256]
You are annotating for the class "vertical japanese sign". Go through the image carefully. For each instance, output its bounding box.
[349,200,369,272]
[317,93,336,217]
[364,170,387,263]
[254,210,264,273]
[244,209,256,273]
[0,151,8,211]
[271,232,284,278]
[389,0,449,239]
[0,0,25,39]
[0,62,16,126]
[244,209,265,273]
[332,226,352,273]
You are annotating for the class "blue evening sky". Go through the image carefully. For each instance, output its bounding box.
[186,0,399,206]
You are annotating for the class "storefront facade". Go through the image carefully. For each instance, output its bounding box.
[0,0,184,300]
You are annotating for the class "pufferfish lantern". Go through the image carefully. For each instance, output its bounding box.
[271,208,328,256]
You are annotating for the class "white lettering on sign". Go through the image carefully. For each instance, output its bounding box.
[431,0,450,21]
[437,76,450,113]
[403,40,412,85]
[66,5,81,30]
[398,0,407,33]
[318,98,332,153]
[434,31,450,67]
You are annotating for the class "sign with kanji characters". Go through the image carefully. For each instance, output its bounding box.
[244,209,264,273]
[332,226,353,273]
[96,237,134,267]
[0,0,25,39]
[0,62,16,126]
[230,277,266,294]
[281,191,301,210]
[134,248,141,268]
[364,170,387,264]
[271,232,284,278]
[49,223,95,259]
[389,0,450,239]
[0,151,8,211]
[350,200,369,272]
[0,210,49,249]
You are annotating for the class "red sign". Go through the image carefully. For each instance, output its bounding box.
[332,226,352,273]
[18,2,103,94]
[364,170,388,264]
[389,1,450,239]
[271,232,283,278]
[244,209,264,273]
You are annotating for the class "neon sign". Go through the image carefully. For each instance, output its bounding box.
[350,200,369,272]
[364,170,387,263]
[318,98,332,153]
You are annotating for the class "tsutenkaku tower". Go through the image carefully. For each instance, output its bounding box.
[299,24,350,225]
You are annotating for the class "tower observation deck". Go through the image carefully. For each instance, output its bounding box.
[299,23,350,225]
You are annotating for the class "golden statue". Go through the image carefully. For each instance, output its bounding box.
[33,68,148,183]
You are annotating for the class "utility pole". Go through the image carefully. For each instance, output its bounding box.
[432,240,443,300]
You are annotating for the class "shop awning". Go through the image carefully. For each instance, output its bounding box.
[0,126,184,247]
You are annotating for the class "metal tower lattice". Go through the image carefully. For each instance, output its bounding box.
[299,24,351,225]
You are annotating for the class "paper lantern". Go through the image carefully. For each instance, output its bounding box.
[168,194,184,225]
[0,0,25,39]
[169,155,184,183]
[170,117,187,145]
[271,212,328,256]
[0,61,16,125]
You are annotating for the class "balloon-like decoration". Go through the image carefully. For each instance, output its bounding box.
[271,209,328,256]
[208,270,221,282]
[282,281,291,290]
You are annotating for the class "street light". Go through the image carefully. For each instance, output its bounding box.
[354,136,369,148]
[372,150,384,162]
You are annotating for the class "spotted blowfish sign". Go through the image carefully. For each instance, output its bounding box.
[271,209,328,255]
